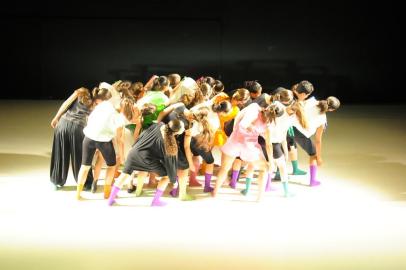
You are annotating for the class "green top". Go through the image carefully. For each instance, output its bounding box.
[138,91,169,128]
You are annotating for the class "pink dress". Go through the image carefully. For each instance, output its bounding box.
[221,103,268,162]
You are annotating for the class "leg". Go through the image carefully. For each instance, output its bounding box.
[107,172,130,206]
[151,177,170,206]
[203,163,214,193]
[189,156,202,187]
[104,165,116,199]
[178,170,194,201]
[92,151,104,193]
[135,171,149,197]
[240,165,254,196]
[213,152,235,197]
[309,155,320,186]
[50,127,70,188]
[146,173,158,188]
[256,160,268,202]
[76,165,92,200]
[229,158,242,189]
[127,171,137,193]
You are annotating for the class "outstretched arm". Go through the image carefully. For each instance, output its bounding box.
[50,90,79,128]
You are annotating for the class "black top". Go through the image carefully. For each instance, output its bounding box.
[162,104,191,129]
[122,122,178,183]
[61,99,91,127]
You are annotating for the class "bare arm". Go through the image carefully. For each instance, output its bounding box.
[156,103,182,123]
[144,75,158,91]
[50,90,79,128]
[314,125,324,166]
[115,127,125,165]
[265,126,275,172]
[282,138,289,163]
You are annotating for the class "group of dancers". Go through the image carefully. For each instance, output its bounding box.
[50,74,340,206]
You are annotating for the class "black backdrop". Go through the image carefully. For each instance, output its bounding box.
[1,0,402,103]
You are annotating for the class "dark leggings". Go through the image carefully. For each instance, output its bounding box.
[82,137,116,166]
[259,137,285,161]
[190,137,214,164]
[292,127,316,156]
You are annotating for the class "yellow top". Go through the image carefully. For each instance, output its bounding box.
[213,105,239,146]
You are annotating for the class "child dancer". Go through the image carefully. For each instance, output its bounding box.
[213,102,284,202]
[107,119,184,207]
[75,88,133,200]
[292,96,340,186]
[50,87,94,190]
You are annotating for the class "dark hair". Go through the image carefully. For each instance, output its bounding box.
[212,80,224,94]
[92,87,112,101]
[163,119,183,156]
[244,81,262,94]
[129,82,145,100]
[293,80,314,95]
[76,87,93,108]
[212,100,232,113]
[318,96,340,113]
[203,76,216,86]
[152,76,169,91]
[200,83,212,99]
[262,102,284,123]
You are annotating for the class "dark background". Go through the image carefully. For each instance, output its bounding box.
[1,0,402,103]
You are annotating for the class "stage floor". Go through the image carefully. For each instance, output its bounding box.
[1,100,405,270]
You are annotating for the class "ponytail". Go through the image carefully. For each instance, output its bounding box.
[262,102,284,123]
[192,107,213,152]
[163,119,182,156]
[92,87,112,101]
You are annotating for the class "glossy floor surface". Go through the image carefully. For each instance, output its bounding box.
[0,101,405,270]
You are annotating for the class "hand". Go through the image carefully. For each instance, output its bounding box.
[50,118,58,128]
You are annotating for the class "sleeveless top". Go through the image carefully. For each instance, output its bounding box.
[61,99,91,127]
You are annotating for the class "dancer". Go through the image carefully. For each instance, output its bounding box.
[50,87,94,190]
[292,96,340,186]
[213,102,284,201]
[75,88,133,200]
[107,119,184,207]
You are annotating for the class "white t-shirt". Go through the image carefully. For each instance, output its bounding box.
[99,82,121,110]
[293,97,326,138]
[270,102,294,143]
[169,77,198,104]
[83,101,126,142]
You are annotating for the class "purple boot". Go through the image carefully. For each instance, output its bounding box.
[309,165,320,186]
[107,186,120,206]
[151,189,167,207]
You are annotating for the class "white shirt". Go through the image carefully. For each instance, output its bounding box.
[99,82,121,110]
[270,102,294,143]
[293,97,327,138]
[83,101,126,142]
[169,77,198,104]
